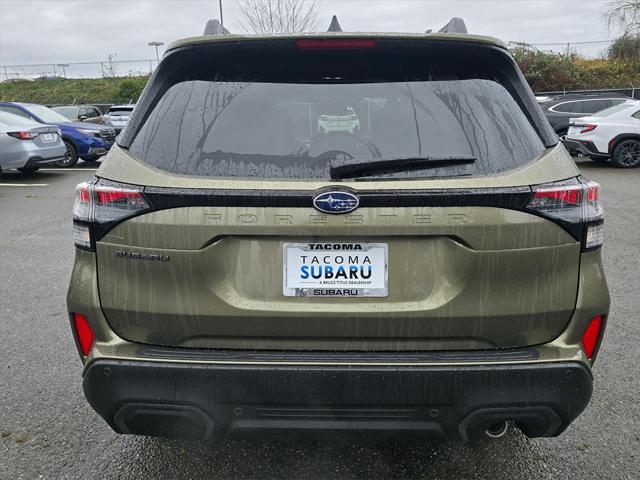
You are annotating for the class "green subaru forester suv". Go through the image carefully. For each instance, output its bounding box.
[67,32,610,442]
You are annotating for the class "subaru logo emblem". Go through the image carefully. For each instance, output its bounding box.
[313,191,360,214]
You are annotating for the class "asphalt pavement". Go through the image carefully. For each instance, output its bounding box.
[0,160,638,479]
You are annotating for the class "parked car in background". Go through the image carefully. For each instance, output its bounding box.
[564,100,640,168]
[540,93,631,139]
[0,111,66,179]
[102,104,135,133]
[0,102,116,167]
[52,105,104,125]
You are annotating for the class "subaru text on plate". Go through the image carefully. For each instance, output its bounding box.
[67,31,610,442]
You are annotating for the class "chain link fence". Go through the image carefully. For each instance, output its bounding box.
[1,59,160,81]
[1,37,626,82]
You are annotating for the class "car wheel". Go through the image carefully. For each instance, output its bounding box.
[17,166,40,173]
[56,140,79,168]
[611,139,640,168]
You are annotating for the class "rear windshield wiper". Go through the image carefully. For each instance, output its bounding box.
[329,156,477,179]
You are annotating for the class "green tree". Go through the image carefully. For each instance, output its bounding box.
[608,34,640,60]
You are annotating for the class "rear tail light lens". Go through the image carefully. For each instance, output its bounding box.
[526,178,603,251]
[72,223,92,249]
[582,315,603,360]
[579,124,597,134]
[72,313,95,357]
[72,180,151,250]
[7,131,39,140]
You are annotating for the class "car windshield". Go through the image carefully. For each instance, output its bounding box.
[592,102,636,117]
[25,104,71,123]
[51,106,77,119]
[129,79,544,179]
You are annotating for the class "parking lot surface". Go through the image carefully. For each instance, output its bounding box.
[0,160,638,480]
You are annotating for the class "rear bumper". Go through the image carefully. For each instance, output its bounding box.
[563,139,608,157]
[24,155,65,168]
[83,358,592,442]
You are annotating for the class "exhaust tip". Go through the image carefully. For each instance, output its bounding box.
[485,421,509,438]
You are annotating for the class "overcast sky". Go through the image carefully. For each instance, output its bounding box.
[0,0,621,69]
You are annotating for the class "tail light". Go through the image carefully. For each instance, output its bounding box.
[525,178,603,251]
[7,131,39,140]
[71,313,95,357]
[72,180,151,251]
[578,124,597,134]
[582,315,604,360]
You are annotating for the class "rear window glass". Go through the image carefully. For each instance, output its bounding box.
[128,78,544,179]
[592,102,632,117]
[107,108,133,115]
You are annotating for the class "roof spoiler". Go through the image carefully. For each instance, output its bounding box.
[426,17,468,34]
[203,19,230,35]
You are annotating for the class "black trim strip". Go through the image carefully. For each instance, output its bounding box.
[136,345,540,363]
[143,185,534,210]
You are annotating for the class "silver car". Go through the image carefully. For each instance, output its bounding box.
[0,111,66,178]
[102,104,135,134]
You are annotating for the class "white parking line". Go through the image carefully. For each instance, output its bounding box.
[0,183,49,187]
[39,168,98,172]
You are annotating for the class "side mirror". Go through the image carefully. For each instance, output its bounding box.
[78,114,88,121]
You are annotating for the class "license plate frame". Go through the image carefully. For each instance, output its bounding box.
[283,242,388,298]
[41,133,56,143]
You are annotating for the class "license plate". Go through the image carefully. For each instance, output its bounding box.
[283,242,388,297]
[41,133,56,143]
[567,126,581,136]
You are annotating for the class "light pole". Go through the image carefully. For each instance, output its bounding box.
[219,0,224,26]
[57,64,70,78]
[147,41,164,62]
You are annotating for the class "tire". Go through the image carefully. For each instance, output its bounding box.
[611,139,640,168]
[17,166,40,173]
[55,140,79,168]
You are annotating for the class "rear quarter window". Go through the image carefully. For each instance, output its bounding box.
[128,67,545,180]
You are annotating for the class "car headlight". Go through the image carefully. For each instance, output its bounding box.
[76,128,99,136]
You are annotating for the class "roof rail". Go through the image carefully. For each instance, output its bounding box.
[203,19,230,35]
[327,15,343,32]
[438,17,468,34]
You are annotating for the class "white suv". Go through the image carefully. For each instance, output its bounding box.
[564,100,640,168]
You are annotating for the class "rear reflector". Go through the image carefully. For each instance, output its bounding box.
[296,38,376,49]
[582,315,603,360]
[72,313,95,357]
